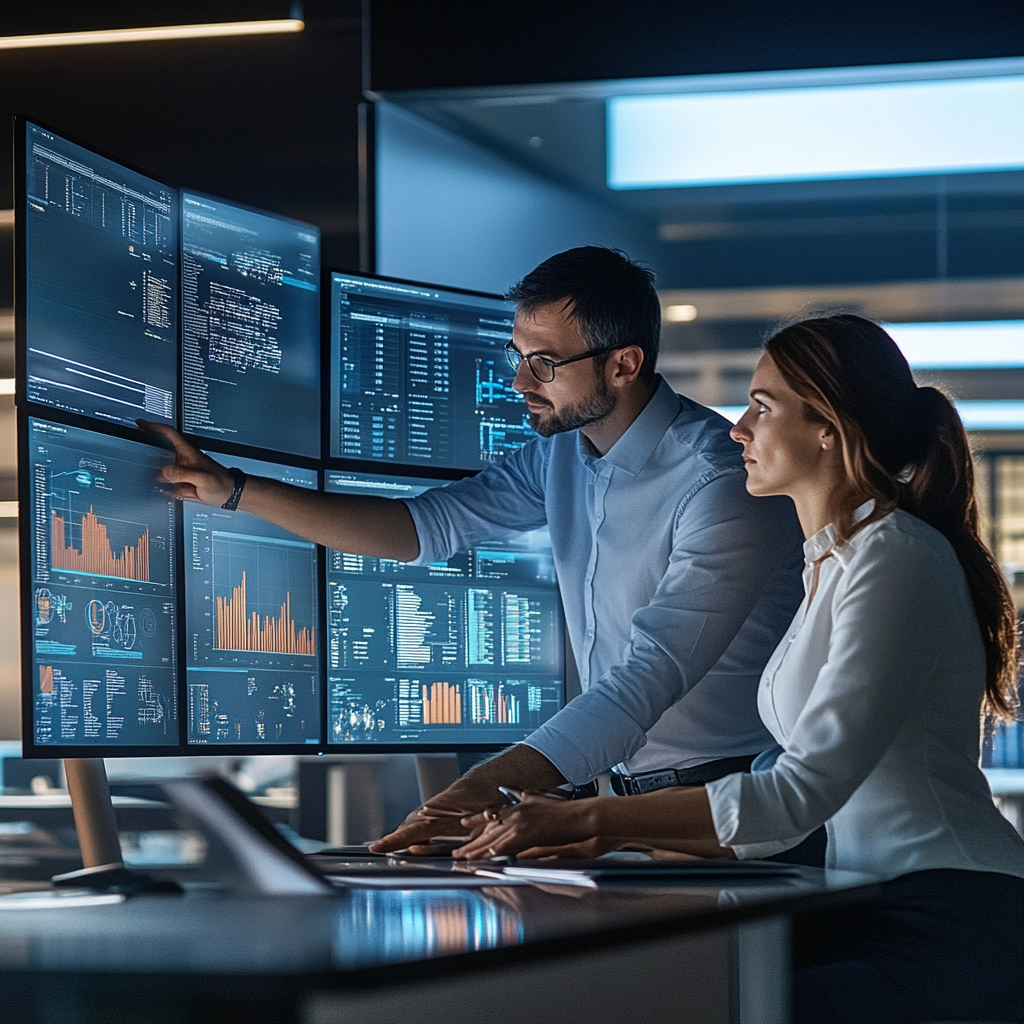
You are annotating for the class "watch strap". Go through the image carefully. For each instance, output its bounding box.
[221,468,247,511]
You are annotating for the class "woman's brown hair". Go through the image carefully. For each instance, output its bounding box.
[765,314,1019,721]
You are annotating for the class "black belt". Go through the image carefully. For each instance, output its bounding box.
[610,753,759,796]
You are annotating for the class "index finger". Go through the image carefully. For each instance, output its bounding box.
[137,419,194,457]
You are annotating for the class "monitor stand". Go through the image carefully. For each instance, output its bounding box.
[50,759,181,895]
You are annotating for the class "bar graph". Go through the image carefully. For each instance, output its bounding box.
[215,571,315,655]
[51,506,150,581]
[211,531,317,659]
[422,680,462,724]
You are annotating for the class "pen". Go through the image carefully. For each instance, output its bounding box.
[497,785,571,804]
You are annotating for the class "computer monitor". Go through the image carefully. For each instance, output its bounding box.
[183,454,321,749]
[22,418,180,755]
[328,272,533,470]
[17,121,179,428]
[180,191,321,458]
[324,470,565,750]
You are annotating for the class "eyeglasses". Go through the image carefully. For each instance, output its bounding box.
[504,341,620,383]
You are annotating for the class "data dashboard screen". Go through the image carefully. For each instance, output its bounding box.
[184,455,321,746]
[324,471,564,747]
[181,191,320,458]
[23,123,178,427]
[27,419,179,748]
[330,274,533,470]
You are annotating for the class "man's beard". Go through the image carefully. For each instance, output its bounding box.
[525,376,616,437]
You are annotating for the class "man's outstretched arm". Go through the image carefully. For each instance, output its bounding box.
[139,421,419,560]
[368,744,566,853]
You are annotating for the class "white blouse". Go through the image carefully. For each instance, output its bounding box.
[706,504,1024,880]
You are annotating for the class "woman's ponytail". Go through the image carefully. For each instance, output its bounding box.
[901,387,1019,721]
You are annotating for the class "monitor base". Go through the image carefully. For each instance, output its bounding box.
[52,862,183,896]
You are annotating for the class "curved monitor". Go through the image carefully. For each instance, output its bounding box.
[329,273,532,471]
[180,191,320,458]
[24,419,179,754]
[18,121,178,428]
[324,470,565,750]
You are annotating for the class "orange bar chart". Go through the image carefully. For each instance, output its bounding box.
[422,681,462,724]
[51,506,150,581]
[215,570,315,655]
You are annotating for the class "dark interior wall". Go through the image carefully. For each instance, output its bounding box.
[369,0,1024,91]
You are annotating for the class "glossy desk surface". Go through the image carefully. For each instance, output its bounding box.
[0,865,877,980]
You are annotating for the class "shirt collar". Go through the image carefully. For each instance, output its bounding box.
[802,499,876,567]
[579,376,681,476]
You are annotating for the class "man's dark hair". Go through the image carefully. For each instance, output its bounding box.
[507,247,660,386]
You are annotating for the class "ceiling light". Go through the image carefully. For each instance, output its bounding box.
[0,502,17,519]
[0,19,304,50]
[665,304,698,322]
[0,380,14,396]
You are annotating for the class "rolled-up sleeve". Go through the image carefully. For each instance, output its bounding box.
[706,530,949,857]
[404,442,550,562]
[524,470,799,784]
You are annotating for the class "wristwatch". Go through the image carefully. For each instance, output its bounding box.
[221,468,247,511]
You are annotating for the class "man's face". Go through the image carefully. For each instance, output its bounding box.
[510,301,615,437]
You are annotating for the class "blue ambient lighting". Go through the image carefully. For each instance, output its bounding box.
[714,402,1024,431]
[608,74,1024,189]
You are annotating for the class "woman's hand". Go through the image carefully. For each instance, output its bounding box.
[453,789,603,860]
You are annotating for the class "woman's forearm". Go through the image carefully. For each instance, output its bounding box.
[584,785,731,855]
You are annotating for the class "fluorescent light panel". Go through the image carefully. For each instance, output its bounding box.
[0,20,304,49]
[609,74,1024,189]
[714,401,1024,431]
[885,321,1024,368]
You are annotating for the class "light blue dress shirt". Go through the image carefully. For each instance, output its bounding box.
[405,378,804,785]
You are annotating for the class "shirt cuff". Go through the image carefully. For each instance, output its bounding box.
[521,691,648,786]
[706,772,814,860]
[402,498,441,566]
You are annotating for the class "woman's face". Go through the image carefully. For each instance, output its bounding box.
[730,352,836,500]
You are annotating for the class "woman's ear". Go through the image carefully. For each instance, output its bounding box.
[820,426,837,451]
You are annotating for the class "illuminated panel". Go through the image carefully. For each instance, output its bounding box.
[181,191,320,458]
[330,273,530,470]
[28,419,178,749]
[324,470,564,747]
[885,321,1024,368]
[184,454,320,747]
[609,72,1024,188]
[23,122,178,426]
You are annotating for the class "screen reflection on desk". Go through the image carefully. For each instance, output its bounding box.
[339,889,524,965]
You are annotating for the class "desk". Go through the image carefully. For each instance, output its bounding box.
[0,866,877,1024]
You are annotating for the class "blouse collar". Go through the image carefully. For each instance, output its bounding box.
[802,499,876,567]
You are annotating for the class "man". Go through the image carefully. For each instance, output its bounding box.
[145,246,803,854]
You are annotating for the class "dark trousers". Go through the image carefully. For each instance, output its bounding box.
[792,868,1024,1024]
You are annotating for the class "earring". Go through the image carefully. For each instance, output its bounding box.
[821,442,828,449]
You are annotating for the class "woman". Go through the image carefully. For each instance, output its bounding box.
[455,314,1024,1023]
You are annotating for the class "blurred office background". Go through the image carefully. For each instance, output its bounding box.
[0,3,1021,807]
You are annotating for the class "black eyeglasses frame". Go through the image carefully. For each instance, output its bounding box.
[504,341,621,383]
